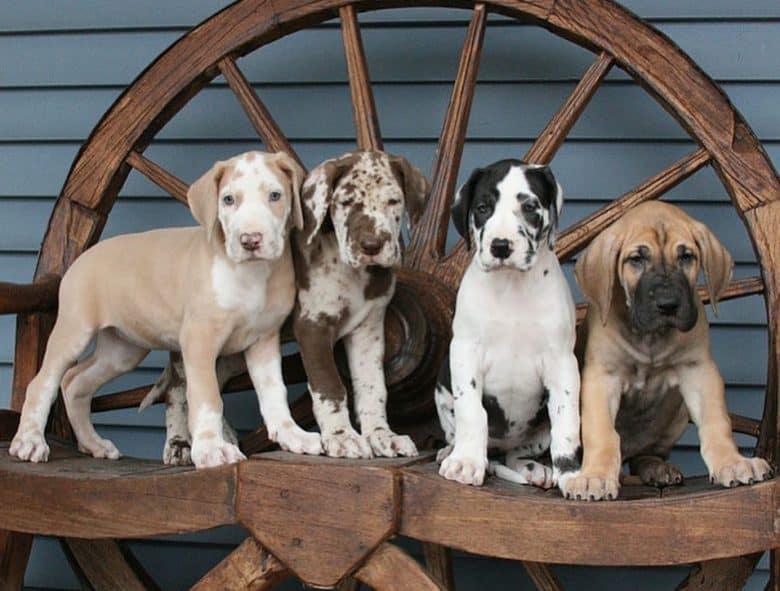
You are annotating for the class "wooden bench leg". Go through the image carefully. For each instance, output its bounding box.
[190,538,291,591]
[676,553,762,591]
[769,549,779,591]
[422,542,455,590]
[354,543,444,591]
[0,531,32,591]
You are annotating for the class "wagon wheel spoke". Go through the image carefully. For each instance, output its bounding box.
[556,147,711,260]
[190,538,291,591]
[218,57,302,166]
[524,51,614,165]
[340,5,383,151]
[90,352,306,413]
[354,542,445,591]
[126,150,189,204]
[522,561,564,591]
[63,538,161,591]
[406,4,487,271]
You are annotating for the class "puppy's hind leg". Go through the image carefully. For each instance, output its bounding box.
[489,451,555,489]
[10,317,97,462]
[629,455,683,487]
[61,328,148,459]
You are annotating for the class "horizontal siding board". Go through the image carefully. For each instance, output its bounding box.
[2,2,780,33]
[3,82,779,142]
[3,142,776,203]
[1,23,779,88]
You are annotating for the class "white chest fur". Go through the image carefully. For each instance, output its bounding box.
[210,256,271,313]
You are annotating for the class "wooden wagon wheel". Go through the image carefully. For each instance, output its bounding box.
[0,0,778,590]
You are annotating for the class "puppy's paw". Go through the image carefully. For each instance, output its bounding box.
[163,436,193,466]
[322,428,372,459]
[521,461,555,489]
[273,423,323,456]
[436,444,453,463]
[710,456,773,487]
[439,451,488,486]
[637,461,683,487]
[9,430,50,463]
[563,473,620,501]
[78,437,122,460]
[366,427,418,458]
[191,438,246,469]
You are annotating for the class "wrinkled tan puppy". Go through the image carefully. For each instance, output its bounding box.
[570,201,772,500]
[9,151,321,468]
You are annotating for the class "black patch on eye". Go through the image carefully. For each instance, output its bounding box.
[524,167,557,211]
[483,394,509,438]
[553,445,582,473]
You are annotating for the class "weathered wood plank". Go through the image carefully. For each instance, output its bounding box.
[190,538,291,591]
[354,543,445,591]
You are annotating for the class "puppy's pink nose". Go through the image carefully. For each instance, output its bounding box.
[240,232,263,251]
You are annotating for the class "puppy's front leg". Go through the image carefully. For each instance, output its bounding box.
[344,307,417,458]
[439,337,488,486]
[678,360,772,486]
[180,326,245,469]
[541,351,582,497]
[245,332,322,456]
[294,317,372,459]
[567,364,622,500]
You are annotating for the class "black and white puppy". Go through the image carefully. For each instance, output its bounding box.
[435,159,581,496]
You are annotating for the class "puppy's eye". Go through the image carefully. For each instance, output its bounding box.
[476,203,490,215]
[269,191,282,202]
[387,198,400,206]
[222,194,235,206]
[679,251,696,264]
[521,201,537,213]
[340,198,354,207]
[626,253,645,267]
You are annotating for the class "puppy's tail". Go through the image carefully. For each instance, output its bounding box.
[139,364,172,412]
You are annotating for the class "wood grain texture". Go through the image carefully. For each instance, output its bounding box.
[675,553,763,591]
[0,276,59,316]
[521,562,564,591]
[400,462,779,566]
[524,51,614,165]
[63,538,161,591]
[126,150,189,204]
[218,57,302,166]
[0,441,236,538]
[354,543,445,591]
[406,3,487,271]
[0,530,32,591]
[340,4,383,151]
[236,452,423,588]
[190,538,291,591]
[422,542,455,591]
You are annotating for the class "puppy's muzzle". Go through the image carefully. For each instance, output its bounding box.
[654,287,681,316]
[490,238,513,260]
[240,232,264,252]
[358,234,384,257]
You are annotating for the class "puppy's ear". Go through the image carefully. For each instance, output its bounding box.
[452,168,483,250]
[188,160,227,243]
[525,165,563,250]
[388,154,430,231]
[300,153,357,245]
[575,227,622,325]
[691,220,733,315]
[271,152,306,231]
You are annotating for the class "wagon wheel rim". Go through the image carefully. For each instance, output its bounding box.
[12,0,778,589]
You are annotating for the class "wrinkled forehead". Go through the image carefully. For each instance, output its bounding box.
[622,221,695,256]
[334,152,403,202]
[219,152,286,194]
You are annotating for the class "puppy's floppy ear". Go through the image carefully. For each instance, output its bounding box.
[691,220,733,315]
[575,225,623,325]
[388,154,430,231]
[188,159,227,243]
[300,153,358,245]
[271,152,306,231]
[452,168,483,250]
[525,164,563,250]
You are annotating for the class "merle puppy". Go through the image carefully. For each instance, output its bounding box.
[436,159,581,497]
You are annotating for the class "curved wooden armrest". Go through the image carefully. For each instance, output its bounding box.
[0,276,60,315]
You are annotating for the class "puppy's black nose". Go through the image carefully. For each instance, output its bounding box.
[360,236,383,256]
[490,238,512,260]
[240,232,263,252]
[656,293,680,315]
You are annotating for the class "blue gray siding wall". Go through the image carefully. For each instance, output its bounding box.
[0,1,777,589]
